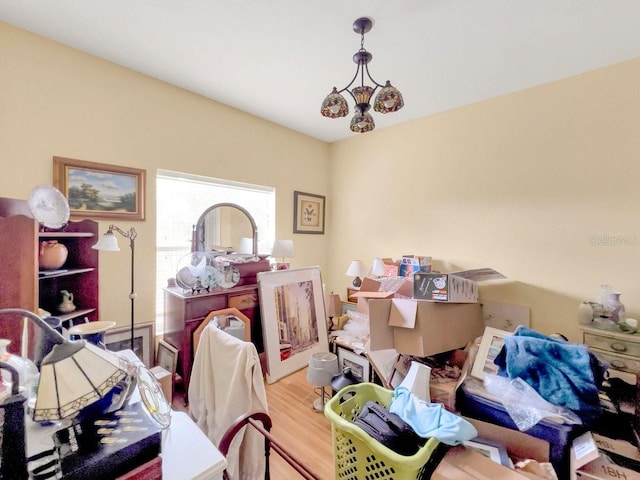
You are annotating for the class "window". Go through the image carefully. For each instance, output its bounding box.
[155,169,275,333]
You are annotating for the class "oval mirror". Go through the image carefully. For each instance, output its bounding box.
[192,203,257,255]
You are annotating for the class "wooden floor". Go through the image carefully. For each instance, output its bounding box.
[172,366,335,479]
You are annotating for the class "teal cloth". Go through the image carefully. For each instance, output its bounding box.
[494,326,604,424]
[389,387,477,446]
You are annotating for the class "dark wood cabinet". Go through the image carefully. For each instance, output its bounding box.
[0,198,99,355]
[163,283,264,397]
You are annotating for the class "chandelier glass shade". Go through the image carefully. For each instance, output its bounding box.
[321,17,404,133]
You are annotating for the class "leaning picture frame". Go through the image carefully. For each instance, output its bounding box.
[104,321,155,367]
[293,191,325,234]
[470,326,512,381]
[337,347,370,382]
[258,267,329,383]
[156,339,179,375]
[53,156,146,221]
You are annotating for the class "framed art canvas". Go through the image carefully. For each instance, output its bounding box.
[470,326,512,381]
[53,156,146,220]
[258,266,329,383]
[104,321,155,367]
[293,191,325,234]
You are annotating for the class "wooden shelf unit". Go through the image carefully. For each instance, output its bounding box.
[0,198,99,355]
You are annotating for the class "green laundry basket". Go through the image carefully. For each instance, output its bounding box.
[324,382,441,480]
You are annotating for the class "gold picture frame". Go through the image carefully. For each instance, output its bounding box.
[53,156,146,221]
[293,191,325,234]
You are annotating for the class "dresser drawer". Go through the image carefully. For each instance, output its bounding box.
[583,331,640,357]
[228,292,258,310]
[590,348,640,374]
[186,295,227,319]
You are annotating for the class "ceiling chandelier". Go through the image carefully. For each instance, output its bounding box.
[320,17,404,134]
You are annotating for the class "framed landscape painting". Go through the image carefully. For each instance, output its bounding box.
[258,267,329,383]
[53,156,146,220]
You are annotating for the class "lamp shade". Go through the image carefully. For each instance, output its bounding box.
[324,293,341,318]
[237,237,254,255]
[33,341,128,422]
[371,258,385,277]
[271,239,295,258]
[306,352,339,387]
[345,260,367,277]
[91,232,120,251]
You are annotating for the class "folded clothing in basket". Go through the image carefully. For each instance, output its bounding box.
[354,400,426,456]
[390,387,478,446]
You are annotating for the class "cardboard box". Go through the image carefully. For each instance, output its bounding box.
[572,432,640,480]
[401,255,432,266]
[434,421,636,480]
[368,298,483,357]
[414,268,506,303]
[400,255,432,278]
[150,365,173,403]
[592,433,640,472]
[351,276,413,315]
[433,417,551,479]
[382,258,400,277]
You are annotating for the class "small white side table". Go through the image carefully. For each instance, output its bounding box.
[162,411,227,480]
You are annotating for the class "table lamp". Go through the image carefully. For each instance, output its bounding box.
[271,239,294,270]
[371,257,385,278]
[306,352,339,412]
[345,260,367,288]
[324,292,342,330]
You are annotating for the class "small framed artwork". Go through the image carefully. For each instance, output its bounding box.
[293,191,325,234]
[53,156,146,221]
[337,347,370,382]
[258,267,329,383]
[156,340,179,375]
[340,301,357,315]
[388,354,412,389]
[470,326,512,381]
[104,322,155,367]
[463,438,511,467]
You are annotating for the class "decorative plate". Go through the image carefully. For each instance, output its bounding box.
[215,265,240,289]
[136,365,171,429]
[28,185,70,229]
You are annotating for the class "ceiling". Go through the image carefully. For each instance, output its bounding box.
[2,1,640,143]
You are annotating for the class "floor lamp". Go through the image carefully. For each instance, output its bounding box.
[92,225,137,350]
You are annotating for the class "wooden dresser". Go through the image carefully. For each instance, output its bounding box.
[581,325,640,377]
[163,281,265,398]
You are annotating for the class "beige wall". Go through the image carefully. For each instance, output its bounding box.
[3,21,640,344]
[0,22,330,329]
[328,57,640,342]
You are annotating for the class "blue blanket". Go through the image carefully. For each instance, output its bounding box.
[493,326,605,424]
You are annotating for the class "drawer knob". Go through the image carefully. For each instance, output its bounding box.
[610,342,627,352]
[610,359,627,370]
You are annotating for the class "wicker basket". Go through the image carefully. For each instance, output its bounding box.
[325,383,440,480]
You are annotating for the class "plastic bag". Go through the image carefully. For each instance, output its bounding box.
[484,374,582,430]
